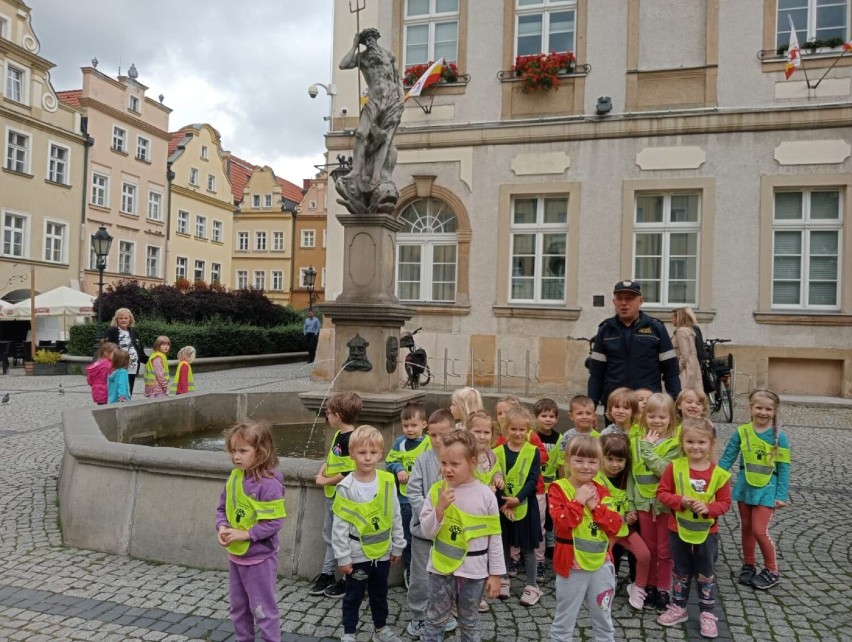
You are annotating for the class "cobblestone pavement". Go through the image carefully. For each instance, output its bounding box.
[0,362,850,641]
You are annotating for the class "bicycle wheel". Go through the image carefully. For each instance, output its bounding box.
[720,376,734,423]
[420,365,431,388]
[705,369,720,413]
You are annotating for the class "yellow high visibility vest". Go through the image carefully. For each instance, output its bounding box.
[552,479,610,571]
[332,470,395,560]
[672,458,730,544]
[542,434,565,491]
[169,361,195,394]
[427,480,502,574]
[144,351,170,389]
[594,472,629,538]
[324,430,356,498]
[494,442,536,521]
[386,436,431,496]
[224,469,286,556]
[474,460,501,486]
[630,434,679,498]
[738,423,790,488]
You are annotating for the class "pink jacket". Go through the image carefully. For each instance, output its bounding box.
[86,358,111,404]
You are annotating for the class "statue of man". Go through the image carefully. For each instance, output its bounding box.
[336,28,404,215]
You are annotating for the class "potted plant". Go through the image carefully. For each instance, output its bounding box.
[32,348,67,376]
[511,51,576,93]
[403,61,460,88]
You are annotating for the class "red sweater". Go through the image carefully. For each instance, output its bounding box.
[656,462,732,534]
[548,480,622,577]
[495,430,548,494]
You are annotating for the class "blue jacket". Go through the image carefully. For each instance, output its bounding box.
[719,425,790,508]
[587,311,681,406]
[107,368,130,403]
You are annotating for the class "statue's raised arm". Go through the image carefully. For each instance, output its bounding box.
[334,28,404,216]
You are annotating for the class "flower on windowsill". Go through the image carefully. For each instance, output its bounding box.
[511,51,576,94]
[403,61,460,88]
[776,36,845,56]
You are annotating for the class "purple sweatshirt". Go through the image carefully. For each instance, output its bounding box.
[216,469,286,564]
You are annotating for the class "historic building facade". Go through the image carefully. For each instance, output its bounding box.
[291,177,328,310]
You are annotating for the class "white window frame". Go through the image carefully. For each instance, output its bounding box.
[2,210,29,258]
[146,245,161,278]
[776,0,850,49]
[0,15,9,40]
[195,215,207,239]
[404,0,460,67]
[136,136,150,162]
[254,270,266,290]
[237,231,249,251]
[47,142,70,184]
[309,199,317,210]
[194,259,205,282]
[508,196,569,304]
[632,192,701,307]
[43,219,67,263]
[128,95,140,112]
[515,0,576,58]
[175,256,188,280]
[120,181,138,215]
[91,173,109,207]
[5,127,30,174]
[147,190,163,221]
[211,262,221,284]
[301,229,316,248]
[271,270,283,290]
[264,193,273,208]
[236,270,248,289]
[189,167,199,186]
[252,194,261,208]
[177,210,190,235]
[255,230,267,251]
[201,144,209,160]
[396,198,459,303]
[212,219,223,243]
[112,126,127,153]
[272,230,284,251]
[118,240,135,275]
[5,61,27,104]
[207,174,216,191]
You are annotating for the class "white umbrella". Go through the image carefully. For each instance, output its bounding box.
[7,286,95,318]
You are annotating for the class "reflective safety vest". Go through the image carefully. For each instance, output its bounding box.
[427,480,502,573]
[630,434,679,498]
[542,434,565,492]
[474,459,501,487]
[386,436,431,496]
[144,351,170,390]
[224,468,286,556]
[594,472,629,537]
[737,423,790,488]
[324,430,356,498]
[169,361,195,394]
[494,442,536,521]
[332,470,395,560]
[672,458,730,544]
[552,479,610,571]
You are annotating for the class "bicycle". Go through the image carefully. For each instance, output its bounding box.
[567,336,595,371]
[701,338,735,423]
[400,327,431,389]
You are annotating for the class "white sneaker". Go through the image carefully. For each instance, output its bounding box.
[520,584,543,607]
[478,598,490,612]
[373,626,402,642]
[444,617,458,632]
[499,577,511,599]
[627,582,647,610]
[405,620,424,637]
[340,634,357,642]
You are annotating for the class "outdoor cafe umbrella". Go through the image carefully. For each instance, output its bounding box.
[3,286,95,341]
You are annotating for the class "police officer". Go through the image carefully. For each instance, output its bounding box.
[588,280,681,408]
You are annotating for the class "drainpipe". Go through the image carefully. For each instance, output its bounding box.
[79,116,94,289]
[164,162,175,284]
[287,201,297,307]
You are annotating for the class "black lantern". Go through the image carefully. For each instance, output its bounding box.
[91,226,113,326]
[305,265,317,311]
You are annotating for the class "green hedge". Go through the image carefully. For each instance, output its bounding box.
[68,320,306,357]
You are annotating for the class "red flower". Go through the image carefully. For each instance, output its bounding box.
[403,61,460,87]
[511,51,575,93]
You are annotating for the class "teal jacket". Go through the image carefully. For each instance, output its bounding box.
[719,425,790,508]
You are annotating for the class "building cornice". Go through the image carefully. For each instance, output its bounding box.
[172,185,235,211]
[0,106,84,144]
[77,96,170,140]
[0,39,54,72]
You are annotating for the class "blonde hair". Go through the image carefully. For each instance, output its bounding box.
[111,348,130,370]
[441,428,477,461]
[349,424,385,452]
[748,388,782,458]
[639,393,677,438]
[561,434,603,479]
[675,388,709,421]
[97,340,118,360]
[177,346,196,363]
[110,307,136,328]
[451,387,484,418]
[502,405,533,436]
[671,307,697,328]
[679,417,717,460]
[224,420,278,481]
[606,387,639,426]
[465,410,495,448]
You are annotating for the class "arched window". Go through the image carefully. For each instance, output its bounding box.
[397,198,458,302]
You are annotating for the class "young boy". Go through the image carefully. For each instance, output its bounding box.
[535,398,561,563]
[405,409,459,637]
[332,425,406,642]
[562,395,600,443]
[385,402,430,587]
[311,391,362,598]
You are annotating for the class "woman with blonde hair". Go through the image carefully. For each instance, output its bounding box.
[670,307,703,393]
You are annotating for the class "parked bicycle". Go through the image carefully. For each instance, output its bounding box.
[568,335,595,371]
[400,327,431,389]
[701,338,735,422]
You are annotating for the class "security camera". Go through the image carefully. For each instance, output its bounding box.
[341,107,348,116]
[308,85,319,99]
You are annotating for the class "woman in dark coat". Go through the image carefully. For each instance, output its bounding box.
[104,308,147,397]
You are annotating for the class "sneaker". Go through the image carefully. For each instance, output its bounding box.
[657,604,688,627]
[751,568,780,590]
[341,634,357,642]
[643,586,659,610]
[520,585,543,607]
[309,573,334,596]
[499,577,511,599]
[699,612,719,638]
[403,568,410,590]
[478,598,490,612]
[324,578,346,598]
[508,558,519,578]
[373,627,402,642]
[545,545,555,560]
[443,618,458,633]
[738,564,757,586]
[626,583,647,610]
[536,562,546,583]
[655,590,670,611]
[405,620,424,637]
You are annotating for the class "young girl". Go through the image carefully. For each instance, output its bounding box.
[494,395,522,433]
[420,429,506,642]
[549,435,622,641]
[144,336,171,398]
[494,406,543,606]
[216,420,286,642]
[171,345,196,395]
[86,341,117,405]
[107,349,131,404]
[601,387,639,437]
[675,388,709,424]
[629,392,680,611]
[597,433,651,610]
[466,411,504,491]
[719,388,790,591]
[657,418,732,638]
[451,387,484,427]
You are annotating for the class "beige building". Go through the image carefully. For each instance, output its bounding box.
[291,177,328,310]
[58,65,171,294]
[167,124,233,286]
[324,0,852,398]
[1,0,84,297]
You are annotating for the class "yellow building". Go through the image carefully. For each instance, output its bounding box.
[167,124,233,286]
[291,177,328,310]
[1,0,84,297]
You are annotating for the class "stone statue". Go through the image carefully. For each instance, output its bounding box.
[344,333,372,372]
[336,28,404,216]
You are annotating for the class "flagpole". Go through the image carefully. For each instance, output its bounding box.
[808,48,851,90]
[787,14,812,88]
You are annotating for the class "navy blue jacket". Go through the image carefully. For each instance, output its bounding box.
[587,311,681,406]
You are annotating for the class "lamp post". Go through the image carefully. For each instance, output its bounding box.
[91,226,113,327]
[305,265,317,312]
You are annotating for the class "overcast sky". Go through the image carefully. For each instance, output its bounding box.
[26,0,334,186]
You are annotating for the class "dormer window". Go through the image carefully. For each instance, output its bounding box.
[201,145,209,160]
[129,95,140,112]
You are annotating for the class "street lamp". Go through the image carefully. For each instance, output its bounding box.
[91,226,113,326]
[304,265,317,312]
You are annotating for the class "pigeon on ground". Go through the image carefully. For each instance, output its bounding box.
[1,393,9,404]
[59,384,65,395]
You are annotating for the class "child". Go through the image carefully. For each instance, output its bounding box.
[495,406,543,606]
[420,429,506,642]
[534,397,561,569]
[675,388,709,425]
[597,434,651,610]
[635,388,652,416]
[656,417,731,638]
[629,392,680,611]
[215,420,286,642]
[311,392,362,599]
[465,411,503,490]
[548,435,622,641]
[171,345,196,395]
[601,387,639,437]
[450,386,484,427]
[144,335,171,398]
[385,402,430,586]
[494,395,523,434]
[406,409,459,637]
[719,388,790,591]
[563,395,601,442]
[87,340,117,405]
[107,349,131,404]
[332,425,405,642]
